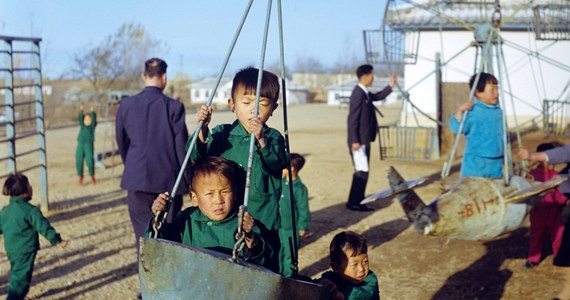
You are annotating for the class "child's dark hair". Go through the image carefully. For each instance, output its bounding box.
[290,153,306,171]
[231,67,280,104]
[537,142,555,152]
[144,57,168,78]
[469,72,498,93]
[330,231,368,269]
[3,173,31,197]
[356,64,373,79]
[190,156,244,199]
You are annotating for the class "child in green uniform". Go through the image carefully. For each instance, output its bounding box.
[279,153,311,277]
[0,174,68,300]
[318,231,380,300]
[191,66,287,273]
[148,156,272,266]
[76,100,97,185]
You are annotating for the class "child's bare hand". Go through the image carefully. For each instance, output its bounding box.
[195,105,213,125]
[518,147,530,161]
[242,212,254,234]
[89,100,94,111]
[249,117,266,147]
[454,99,473,120]
[299,230,308,238]
[79,102,85,111]
[59,240,68,249]
[459,100,474,112]
[152,192,170,215]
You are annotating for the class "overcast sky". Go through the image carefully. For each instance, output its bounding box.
[0,0,388,79]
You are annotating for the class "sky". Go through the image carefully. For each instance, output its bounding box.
[0,0,388,79]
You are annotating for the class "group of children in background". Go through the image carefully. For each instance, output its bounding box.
[1,66,381,300]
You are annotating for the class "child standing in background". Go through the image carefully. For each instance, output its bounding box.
[279,153,311,277]
[76,100,97,185]
[0,173,68,299]
[523,143,567,269]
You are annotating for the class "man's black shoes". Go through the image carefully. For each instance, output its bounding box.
[346,204,374,212]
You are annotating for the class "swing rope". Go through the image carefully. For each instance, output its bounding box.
[232,0,274,263]
[441,28,495,180]
[151,0,255,239]
[276,0,299,277]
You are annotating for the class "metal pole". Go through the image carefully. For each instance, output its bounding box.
[153,0,255,233]
[277,0,298,277]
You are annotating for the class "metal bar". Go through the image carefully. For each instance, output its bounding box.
[2,38,16,173]
[12,67,41,72]
[243,0,273,210]
[13,84,41,89]
[14,100,39,106]
[12,51,40,55]
[15,164,43,175]
[0,36,42,42]
[277,0,298,277]
[153,0,255,234]
[15,116,39,123]
[15,147,41,158]
[32,40,49,211]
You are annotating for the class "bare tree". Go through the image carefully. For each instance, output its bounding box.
[71,23,164,93]
[293,54,327,73]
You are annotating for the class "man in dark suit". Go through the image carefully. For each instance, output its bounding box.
[115,58,189,252]
[346,64,397,211]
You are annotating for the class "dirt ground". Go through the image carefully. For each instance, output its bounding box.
[0,103,567,299]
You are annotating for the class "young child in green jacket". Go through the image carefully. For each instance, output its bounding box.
[191,66,287,273]
[318,231,380,300]
[76,100,97,185]
[148,156,272,267]
[0,173,68,300]
[279,153,311,277]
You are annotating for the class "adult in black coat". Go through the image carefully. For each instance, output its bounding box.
[346,64,397,211]
[115,58,190,254]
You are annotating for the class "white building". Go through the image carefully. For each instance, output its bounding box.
[326,77,403,106]
[376,0,570,121]
[189,77,232,107]
[189,77,309,106]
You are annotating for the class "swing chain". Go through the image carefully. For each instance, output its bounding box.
[150,196,172,239]
[492,2,502,27]
[232,205,247,262]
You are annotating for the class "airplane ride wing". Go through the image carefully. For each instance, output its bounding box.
[504,176,567,204]
[360,177,427,205]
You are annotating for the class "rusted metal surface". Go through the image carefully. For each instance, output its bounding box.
[385,166,566,240]
[139,238,330,300]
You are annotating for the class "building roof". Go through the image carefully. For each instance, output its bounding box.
[383,0,566,32]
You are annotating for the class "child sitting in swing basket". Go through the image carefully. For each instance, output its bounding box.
[147,156,273,268]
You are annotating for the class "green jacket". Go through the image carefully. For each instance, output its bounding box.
[280,176,310,232]
[0,196,62,256]
[320,270,380,300]
[77,111,97,143]
[188,120,288,231]
[147,206,272,266]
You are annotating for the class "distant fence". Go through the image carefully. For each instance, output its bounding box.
[377,126,437,161]
[543,99,570,137]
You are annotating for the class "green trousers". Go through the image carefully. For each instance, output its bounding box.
[76,142,95,177]
[7,251,36,300]
[278,228,300,277]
